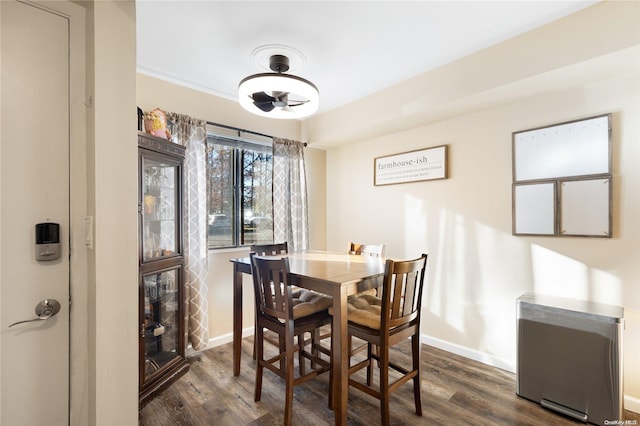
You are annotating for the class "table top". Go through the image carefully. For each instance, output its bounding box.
[232,250,386,288]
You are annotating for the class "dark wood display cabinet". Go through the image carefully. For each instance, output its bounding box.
[138,132,189,406]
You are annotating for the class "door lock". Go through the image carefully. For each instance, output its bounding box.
[8,299,61,328]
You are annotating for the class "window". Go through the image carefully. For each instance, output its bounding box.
[206,129,274,248]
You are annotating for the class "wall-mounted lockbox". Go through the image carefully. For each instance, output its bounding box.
[35,222,60,261]
[516,293,624,425]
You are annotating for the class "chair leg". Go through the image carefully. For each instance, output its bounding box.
[252,314,257,360]
[412,334,423,416]
[380,344,390,426]
[279,335,286,371]
[254,326,264,402]
[373,343,380,366]
[330,328,337,410]
[366,343,374,386]
[284,336,296,426]
[327,361,333,410]
[298,333,306,376]
[311,329,318,368]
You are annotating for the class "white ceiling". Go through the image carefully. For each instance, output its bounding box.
[136,1,599,116]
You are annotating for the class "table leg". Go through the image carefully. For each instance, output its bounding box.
[233,263,243,376]
[331,286,349,425]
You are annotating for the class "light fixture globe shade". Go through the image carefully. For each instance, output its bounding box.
[238,73,319,119]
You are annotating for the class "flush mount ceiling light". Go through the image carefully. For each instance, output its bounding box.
[238,54,319,120]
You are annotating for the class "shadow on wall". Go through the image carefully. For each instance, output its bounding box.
[424,207,487,349]
[404,194,488,357]
[528,244,623,304]
[408,192,630,370]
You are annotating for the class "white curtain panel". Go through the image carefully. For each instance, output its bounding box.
[166,112,209,350]
[272,138,309,252]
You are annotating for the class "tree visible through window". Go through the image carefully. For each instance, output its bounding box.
[206,133,274,248]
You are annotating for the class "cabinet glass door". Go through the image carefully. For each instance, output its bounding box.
[142,156,179,262]
[142,268,181,381]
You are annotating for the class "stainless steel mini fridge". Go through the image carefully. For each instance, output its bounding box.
[516,293,624,425]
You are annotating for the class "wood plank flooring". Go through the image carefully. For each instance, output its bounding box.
[139,336,640,425]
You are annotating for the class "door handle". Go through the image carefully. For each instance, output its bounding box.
[8,299,61,328]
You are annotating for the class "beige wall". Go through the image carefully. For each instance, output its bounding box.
[86,1,139,424]
[309,1,640,412]
[137,75,300,140]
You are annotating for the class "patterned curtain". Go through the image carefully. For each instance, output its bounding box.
[272,138,309,252]
[166,112,209,350]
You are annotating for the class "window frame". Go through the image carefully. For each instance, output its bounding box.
[206,128,274,250]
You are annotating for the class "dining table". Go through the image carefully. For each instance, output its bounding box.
[230,250,386,426]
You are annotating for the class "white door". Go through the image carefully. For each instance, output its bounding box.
[1,1,71,424]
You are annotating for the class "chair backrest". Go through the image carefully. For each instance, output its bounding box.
[250,253,293,322]
[381,254,428,329]
[349,242,385,257]
[251,242,288,256]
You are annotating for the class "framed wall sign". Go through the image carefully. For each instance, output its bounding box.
[512,114,612,237]
[374,145,448,186]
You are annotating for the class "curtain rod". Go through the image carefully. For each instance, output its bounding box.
[206,121,271,139]
[206,120,307,147]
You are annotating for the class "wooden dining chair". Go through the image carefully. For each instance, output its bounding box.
[250,253,333,425]
[347,242,385,357]
[250,243,290,360]
[251,242,288,256]
[349,242,385,257]
[346,253,428,425]
[349,243,385,298]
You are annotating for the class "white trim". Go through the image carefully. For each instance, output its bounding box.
[186,327,254,357]
[420,334,516,373]
[625,396,640,415]
[61,1,88,423]
[200,330,517,373]
[137,66,237,102]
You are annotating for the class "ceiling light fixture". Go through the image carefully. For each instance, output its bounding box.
[238,54,319,120]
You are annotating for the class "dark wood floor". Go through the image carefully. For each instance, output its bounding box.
[140,335,639,425]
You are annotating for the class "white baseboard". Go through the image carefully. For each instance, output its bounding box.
[186,327,254,357]
[625,395,640,415]
[421,333,516,373]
